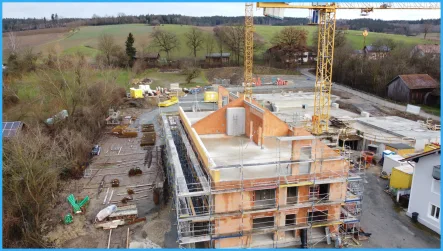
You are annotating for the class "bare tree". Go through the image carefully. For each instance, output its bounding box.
[185,27,204,60]
[6,32,20,56]
[137,40,149,58]
[423,22,432,39]
[3,127,70,247]
[311,28,347,51]
[98,33,116,66]
[217,26,244,65]
[272,27,308,67]
[117,12,126,24]
[150,29,180,60]
[205,33,215,55]
[213,27,225,65]
[402,24,411,36]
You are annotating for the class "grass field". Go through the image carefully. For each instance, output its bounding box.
[253,25,439,49]
[5,24,440,61]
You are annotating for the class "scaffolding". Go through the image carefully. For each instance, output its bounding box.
[162,114,365,248]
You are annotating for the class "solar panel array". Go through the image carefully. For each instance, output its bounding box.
[3,121,23,138]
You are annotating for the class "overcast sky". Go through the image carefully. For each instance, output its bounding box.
[2,2,441,21]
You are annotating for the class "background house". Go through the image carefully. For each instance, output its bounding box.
[402,149,441,234]
[205,53,230,67]
[425,87,440,107]
[363,45,390,60]
[410,44,440,59]
[133,52,160,66]
[386,74,439,104]
[264,45,315,68]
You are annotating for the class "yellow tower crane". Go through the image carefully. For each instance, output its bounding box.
[244,3,254,100]
[243,2,439,134]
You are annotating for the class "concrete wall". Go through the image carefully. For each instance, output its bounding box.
[407,152,441,234]
[226,107,246,136]
[383,154,406,175]
[193,97,244,135]
[179,107,216,172]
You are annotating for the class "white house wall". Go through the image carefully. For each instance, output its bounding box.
[407,152,441,234]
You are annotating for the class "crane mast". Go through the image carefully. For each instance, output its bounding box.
[313,6,336,134]
[244,3,254,100]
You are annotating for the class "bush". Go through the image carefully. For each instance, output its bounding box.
[132,60,148,75]
[182,68,201,84]
[2,54,126,247]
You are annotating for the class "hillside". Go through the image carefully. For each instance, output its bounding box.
[3,24,440,61]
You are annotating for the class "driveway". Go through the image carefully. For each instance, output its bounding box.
[361,165,440,248]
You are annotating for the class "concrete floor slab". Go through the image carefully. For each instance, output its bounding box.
[199,134,295,181]
[356,116,440,140]
[274,107,359,125]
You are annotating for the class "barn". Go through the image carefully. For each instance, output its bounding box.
[133,53,160,66]
[205,53,230,67]
[386,74,439,104]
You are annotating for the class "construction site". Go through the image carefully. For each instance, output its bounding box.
[3,2,441,249]
[157,2,441,248]
[161,88,367,248]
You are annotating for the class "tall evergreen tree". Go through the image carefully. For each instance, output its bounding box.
[125,33,136,63]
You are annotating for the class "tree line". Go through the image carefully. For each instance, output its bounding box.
[3,14,440,33]
[338,18,440,35]
[3,14,308,32]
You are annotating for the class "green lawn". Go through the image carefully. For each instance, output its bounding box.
[419,105,440,116]
[63,45,100,57]
[254,25,439,50]
[39,24,156,57]
[345,30,439,49]
[24,24,440,60]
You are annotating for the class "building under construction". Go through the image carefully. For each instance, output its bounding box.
[161,87,365,248]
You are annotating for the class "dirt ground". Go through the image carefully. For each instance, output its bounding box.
[43,106,178,248]
[3,32,67,55]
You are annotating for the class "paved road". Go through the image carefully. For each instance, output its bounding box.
[361,165,440,248]
[299,68,440,121]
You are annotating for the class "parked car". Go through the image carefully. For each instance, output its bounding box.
[91,145,101,156]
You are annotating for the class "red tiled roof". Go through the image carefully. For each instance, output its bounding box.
[415,44,440,54]
[398,74,439,90]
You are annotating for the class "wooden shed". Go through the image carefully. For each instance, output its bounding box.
[133,53,160,66]
[386,74,439,104]
[205,53,230,67]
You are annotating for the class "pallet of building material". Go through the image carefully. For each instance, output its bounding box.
[119,129,138,138]
[111,125,127,134]
[108,204,138,221]
[126,217,146,225]
[95,219,126,229]
[140,132,156,146]
[142,124,154,129]
[141,124,155,132]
